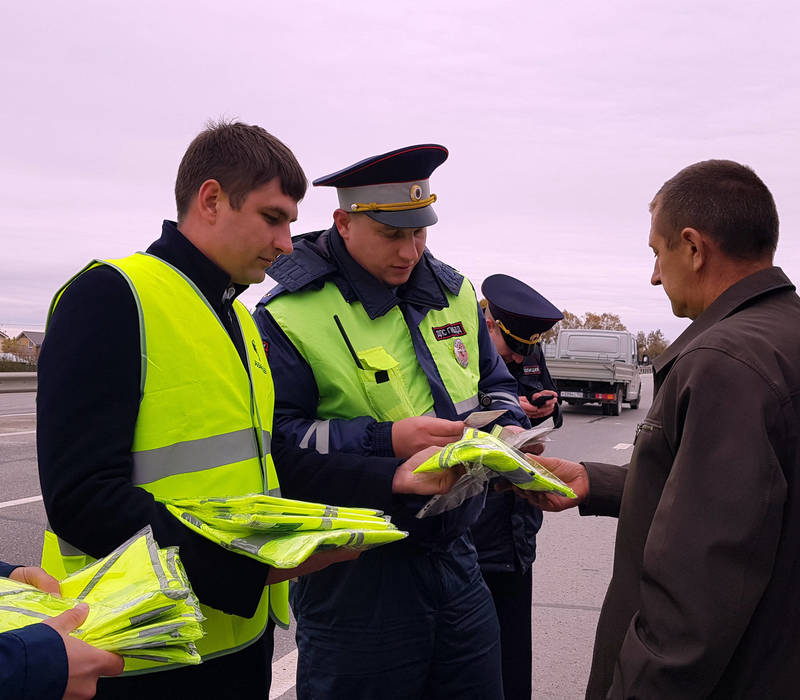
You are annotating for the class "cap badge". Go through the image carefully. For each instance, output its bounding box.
[410,184,423,201]
[453,338,469,368]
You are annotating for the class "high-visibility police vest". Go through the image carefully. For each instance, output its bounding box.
[266,278,482,428]
[40,252,289,673]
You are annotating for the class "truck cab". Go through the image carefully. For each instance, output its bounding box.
[548,329,642,416]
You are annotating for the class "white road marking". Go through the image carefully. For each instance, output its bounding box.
[613,443,633,450]
[269,649,298,699]
[0,413,36,418]
[0,495,43,509]
[0,430,36,437]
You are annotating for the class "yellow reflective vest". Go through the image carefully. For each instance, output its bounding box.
[40,252,289,672]
[266,278,482,424]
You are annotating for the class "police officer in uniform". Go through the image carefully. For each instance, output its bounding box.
[254,145,530,699]
[473,273,563,699]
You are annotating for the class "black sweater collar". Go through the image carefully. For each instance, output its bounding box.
[147,220,249,307]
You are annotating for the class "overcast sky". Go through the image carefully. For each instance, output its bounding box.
[2,0,798,344]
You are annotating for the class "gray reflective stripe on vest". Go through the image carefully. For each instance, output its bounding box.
[0,605,50,620]
[346,531,365,546]
[481,391,519,407]
[130,605,176,626]
[423,394,480,417]
[299,420,330,455]
[45,525,88,558]
[59,536,86,557]
[75,548,124,599]
[135,622,183,639]
[454,394,480,414]
[132,428,271,486]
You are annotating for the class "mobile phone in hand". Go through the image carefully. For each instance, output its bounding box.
[530,394,554,407]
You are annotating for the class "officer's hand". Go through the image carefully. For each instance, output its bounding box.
[9,565,61,596]
[43,603,125,699]
[391,446,464,495]
[519,391,558,420]
[391,416,465,459]
[266,549,362,584]
[510,455,589,511]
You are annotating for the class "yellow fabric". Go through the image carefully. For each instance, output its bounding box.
[161,493,407,568]
[266,277,481,422]
[3,527,204,671]
[414,427,577,498]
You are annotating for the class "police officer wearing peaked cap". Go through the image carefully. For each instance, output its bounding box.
[483,273,564,426]
[474,273,563,699]
[254,145,531,699]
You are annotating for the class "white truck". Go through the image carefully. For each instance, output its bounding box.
[547,329,642,416]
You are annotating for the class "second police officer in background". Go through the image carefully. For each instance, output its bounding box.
[474,274,563,699]
[254,145,530,699]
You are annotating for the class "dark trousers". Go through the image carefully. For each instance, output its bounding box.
[95,622,274,699]
[293,541,503,700]
[482,568,533,700]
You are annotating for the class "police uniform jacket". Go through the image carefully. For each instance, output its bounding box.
[579,267,800,699]
[255,225,529,544]
[36,222,402,693]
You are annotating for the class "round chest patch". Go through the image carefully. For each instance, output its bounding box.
[453,338,469,368]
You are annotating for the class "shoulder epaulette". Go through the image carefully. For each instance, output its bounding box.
[427,254,465,295]
[267,231,336,293]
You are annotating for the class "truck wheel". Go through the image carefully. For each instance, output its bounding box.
[610,386,623,416]
[629,385,641,410]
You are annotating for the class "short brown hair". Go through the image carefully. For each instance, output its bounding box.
[650,160,778,260]
[175,120,307,221]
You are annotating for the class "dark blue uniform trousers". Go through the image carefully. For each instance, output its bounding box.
[292,537,503,699]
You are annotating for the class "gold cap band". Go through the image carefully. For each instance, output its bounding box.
[350,193,437,213]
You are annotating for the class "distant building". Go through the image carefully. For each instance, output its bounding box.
[12,331,45,362]
[0,329,8,341]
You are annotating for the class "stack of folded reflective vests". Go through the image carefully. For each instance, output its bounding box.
[162,494,407,568]
[0,526,203,669]
[414,427,577,498]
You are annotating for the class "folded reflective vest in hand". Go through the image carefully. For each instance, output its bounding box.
[162,494,408,569]
[0,526,204,669]
[414,427,577,498]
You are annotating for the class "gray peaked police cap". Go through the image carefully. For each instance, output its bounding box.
[313,144,448,228]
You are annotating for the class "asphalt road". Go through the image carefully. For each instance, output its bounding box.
[0,375,653,699]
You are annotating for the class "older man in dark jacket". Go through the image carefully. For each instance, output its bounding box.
[524,160,800,698]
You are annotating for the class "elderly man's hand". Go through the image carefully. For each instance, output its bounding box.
[498,455,589,511]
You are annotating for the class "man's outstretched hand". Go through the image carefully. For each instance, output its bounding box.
[499,455,590,511]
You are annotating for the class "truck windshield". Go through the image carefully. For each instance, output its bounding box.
[566,336,620,355]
